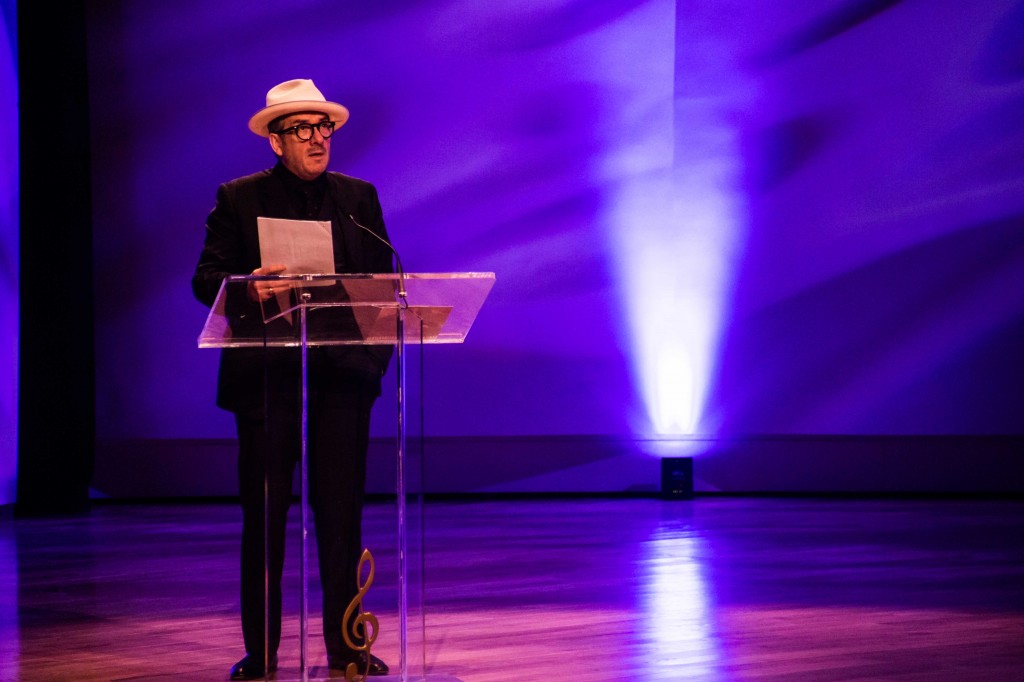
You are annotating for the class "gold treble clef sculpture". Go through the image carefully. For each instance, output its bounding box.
[342,548,380,682]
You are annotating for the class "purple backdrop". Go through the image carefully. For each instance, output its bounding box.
[0,0,16,505]
[83,1,1023,492]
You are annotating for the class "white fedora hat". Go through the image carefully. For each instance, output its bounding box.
[247,78,350,137]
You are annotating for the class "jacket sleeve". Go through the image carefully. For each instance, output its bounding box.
[191,180,256,308]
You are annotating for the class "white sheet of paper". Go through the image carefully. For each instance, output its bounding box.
[257,217,335,274]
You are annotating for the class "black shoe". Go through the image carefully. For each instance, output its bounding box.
[327,652,389,676]
[229,654,278,680]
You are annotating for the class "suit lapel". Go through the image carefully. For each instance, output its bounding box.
[327,174,364,273]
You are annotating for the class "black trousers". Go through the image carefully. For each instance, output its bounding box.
[235,371,377,661]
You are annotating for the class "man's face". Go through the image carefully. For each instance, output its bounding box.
[269,111,332,181]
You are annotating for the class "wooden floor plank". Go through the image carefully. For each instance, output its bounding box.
[2,497,1023,681]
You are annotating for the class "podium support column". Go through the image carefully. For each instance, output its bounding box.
[396,304,410,681]
[299,290,312,681]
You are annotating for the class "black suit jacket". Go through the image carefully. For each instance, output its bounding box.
[192,164,395,415]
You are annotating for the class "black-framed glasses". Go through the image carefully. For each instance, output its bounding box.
[272,121,337,141]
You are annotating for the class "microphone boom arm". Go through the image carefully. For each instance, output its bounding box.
[347,213,408,306]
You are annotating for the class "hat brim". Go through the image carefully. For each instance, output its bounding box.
[248,100,350,137]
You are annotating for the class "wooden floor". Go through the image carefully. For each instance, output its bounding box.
[2,496,1023,681]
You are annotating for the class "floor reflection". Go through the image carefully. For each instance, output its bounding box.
[640,519,721,677]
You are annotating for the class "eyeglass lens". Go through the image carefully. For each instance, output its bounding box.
[295,121,335,140]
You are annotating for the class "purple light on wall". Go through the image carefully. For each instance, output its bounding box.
[703,0,1024,436]
[84,0,1024,461]
[608,3,745,441]
[0,0,17,505]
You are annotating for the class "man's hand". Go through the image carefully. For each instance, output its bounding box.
[248,264,288,302]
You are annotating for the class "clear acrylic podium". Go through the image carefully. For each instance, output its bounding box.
[198,272,494,681]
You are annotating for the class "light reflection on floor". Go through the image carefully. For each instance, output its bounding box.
[640,523,720,677]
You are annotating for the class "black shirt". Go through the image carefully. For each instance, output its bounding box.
[273,161,328,220]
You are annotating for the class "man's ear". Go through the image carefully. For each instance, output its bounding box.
[269,134,283,156]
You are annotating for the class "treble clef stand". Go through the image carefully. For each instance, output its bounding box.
[199,272,494,682]
[342,549,379,681]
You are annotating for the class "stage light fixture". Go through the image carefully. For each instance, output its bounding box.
[660,457,694,500]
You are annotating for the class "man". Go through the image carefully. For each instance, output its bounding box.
[192,78,393,680]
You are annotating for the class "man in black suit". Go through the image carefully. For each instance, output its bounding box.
[192,78,393,680]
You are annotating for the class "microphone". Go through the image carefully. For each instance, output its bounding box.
[347,213,408,304]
